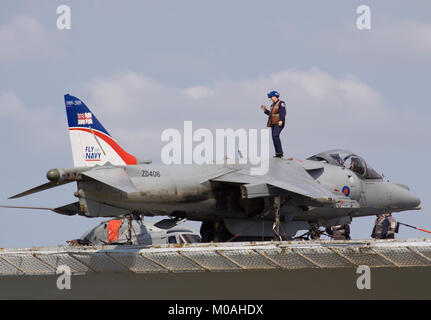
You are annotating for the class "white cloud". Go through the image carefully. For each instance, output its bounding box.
[2,68,427,162]
[0,14,61,63]
[81,68,431,162]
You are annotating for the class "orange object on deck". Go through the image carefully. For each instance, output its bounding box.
[107,219,122,243]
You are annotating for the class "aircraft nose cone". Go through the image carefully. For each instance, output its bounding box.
[391,184,421,209]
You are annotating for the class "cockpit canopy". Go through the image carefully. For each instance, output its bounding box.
[307,149,382,179]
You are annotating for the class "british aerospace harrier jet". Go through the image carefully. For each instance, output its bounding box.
[1,95,421,242]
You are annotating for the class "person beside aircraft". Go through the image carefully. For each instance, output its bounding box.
[261,91,286,158]
[381,213,397,239]
[371,213,397,239]
[371,214,384,239]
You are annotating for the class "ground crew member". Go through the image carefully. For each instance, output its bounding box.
[372,213,396,239]
[381,212,397,239]
[261,91,286,158]
[371,214,384,239]
[326,224,351,240]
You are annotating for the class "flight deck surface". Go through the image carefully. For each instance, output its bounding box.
[1,239,431,299]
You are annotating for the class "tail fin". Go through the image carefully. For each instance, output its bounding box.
[64,94,137,167]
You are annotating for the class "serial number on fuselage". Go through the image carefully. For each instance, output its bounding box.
[141,170,161,177]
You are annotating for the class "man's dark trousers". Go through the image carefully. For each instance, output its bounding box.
[271,123,284,156]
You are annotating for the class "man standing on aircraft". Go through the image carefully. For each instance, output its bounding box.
[261,91,286,158]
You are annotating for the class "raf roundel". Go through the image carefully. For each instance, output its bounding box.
[342,186,351,197]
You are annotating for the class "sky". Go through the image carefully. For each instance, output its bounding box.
[0,1,430,247]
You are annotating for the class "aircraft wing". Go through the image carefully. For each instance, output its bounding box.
[211,160,336,203]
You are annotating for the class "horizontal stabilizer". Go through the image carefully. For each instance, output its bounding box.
[0,202,79,216]
[0,205,52,211]
[82,167,137,194]
[8,180,72,199]
[52,202,79,215]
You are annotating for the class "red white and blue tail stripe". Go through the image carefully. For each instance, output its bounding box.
[64,94,137,167]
